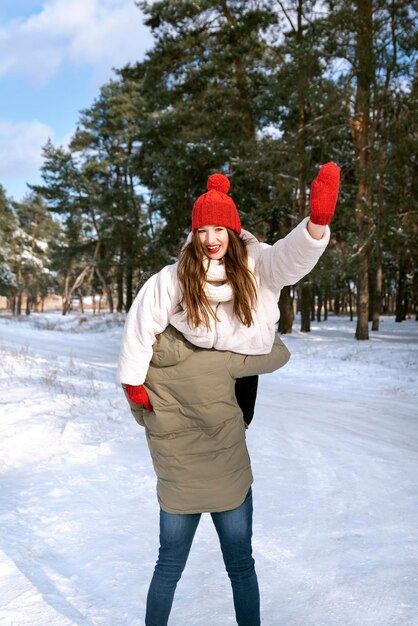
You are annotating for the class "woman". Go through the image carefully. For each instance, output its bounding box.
[124,324,291,625]
[118,162,340,414]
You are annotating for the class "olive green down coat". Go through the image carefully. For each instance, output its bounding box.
[126,325,290,514]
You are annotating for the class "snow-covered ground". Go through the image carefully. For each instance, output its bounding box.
[0,312,417,626]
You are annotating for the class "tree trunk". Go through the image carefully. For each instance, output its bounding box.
[347,280,354,322]
[372,0,398,329]
[296,285,301,314]
[10,295,16,315]
[63,267,92,315]
[125,265,133,312]
[95,267,114,313]
[356,254,369,338]
[300,283,311,332]
[413,269,418,321]
[278,286,294,334]
[395,254,406,322]
[122,227,134,313]
[117,256,124,313]
[334,288,340,315]
[368,268,374,322]
[352,0,374,340]
[317,286,323,322]
[324,285,329,321]
[63,274,71,315]
[78,290,84,314]
[371,263,383,330]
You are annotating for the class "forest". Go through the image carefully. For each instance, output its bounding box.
[0,0,417,340]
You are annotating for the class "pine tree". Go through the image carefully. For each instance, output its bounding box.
[13,194,61,314]
[70,79,149,311]
[259,0,348,331]
[124,0,278,255]
[324,0,418,337]
[0,186,18,300]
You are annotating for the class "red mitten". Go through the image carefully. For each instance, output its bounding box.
[125,384,153,412]
[309,162,340,225]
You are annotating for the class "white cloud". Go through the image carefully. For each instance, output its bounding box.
[0,0,153,85]
[0,120,53,178]
[0,120,76,200]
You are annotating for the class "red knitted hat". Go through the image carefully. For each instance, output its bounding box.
[192,173,241,234]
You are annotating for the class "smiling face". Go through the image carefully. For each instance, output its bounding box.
[197,225,229,261]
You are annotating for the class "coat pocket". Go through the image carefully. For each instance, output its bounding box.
[130,405,146,427]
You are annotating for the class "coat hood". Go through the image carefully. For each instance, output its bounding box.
[151,324,196,368]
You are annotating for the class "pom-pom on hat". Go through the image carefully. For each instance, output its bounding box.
[192,173,241,234]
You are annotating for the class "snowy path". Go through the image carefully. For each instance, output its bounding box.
[0,313,417,626]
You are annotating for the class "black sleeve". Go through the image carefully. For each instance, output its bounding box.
[234,375,259,427]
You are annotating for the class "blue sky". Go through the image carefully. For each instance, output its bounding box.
[0,0,153,202]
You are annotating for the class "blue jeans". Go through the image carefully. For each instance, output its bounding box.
[145,488,260,626]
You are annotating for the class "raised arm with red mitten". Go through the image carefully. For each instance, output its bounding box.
[309,162,340,226]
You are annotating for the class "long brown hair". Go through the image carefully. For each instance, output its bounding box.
[177,229,257,330]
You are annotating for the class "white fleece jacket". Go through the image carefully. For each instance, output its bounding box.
[118,217,330,385]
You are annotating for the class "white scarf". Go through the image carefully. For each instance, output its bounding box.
[203,259,233,304]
